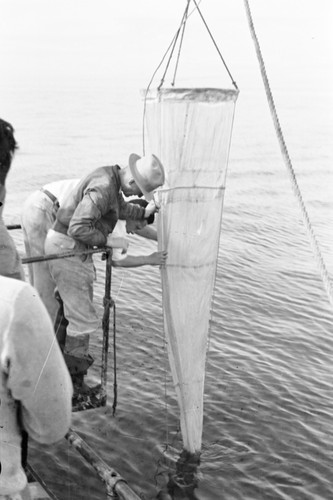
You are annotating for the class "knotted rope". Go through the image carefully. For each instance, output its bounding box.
[243,0,333,308]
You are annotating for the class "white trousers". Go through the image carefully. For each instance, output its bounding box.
[44,230,100,357]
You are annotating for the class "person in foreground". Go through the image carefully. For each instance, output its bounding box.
[43,153,166,391]
[0,118,72,499]
[0,276,73,500]
[0,118,25,280]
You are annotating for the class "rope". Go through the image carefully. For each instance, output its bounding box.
[158,2,191,91]
[171,1,191,87]
[142,31,178,155]
[142,0,238,154]
[142,1,192,154]
[243,0,333,308]
[191,0,238,90]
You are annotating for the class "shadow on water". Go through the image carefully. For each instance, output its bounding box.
[156,450,201,500]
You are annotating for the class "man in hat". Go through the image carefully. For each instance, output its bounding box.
[21,178,166,325]
[44,153,165,390]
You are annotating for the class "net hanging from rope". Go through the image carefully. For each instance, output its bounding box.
[144,87,239,453]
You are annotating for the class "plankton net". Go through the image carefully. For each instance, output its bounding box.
[144,87,239,453]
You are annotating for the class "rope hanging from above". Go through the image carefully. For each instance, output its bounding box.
[142,0,238,154]
[190,0,238,90]
[157,0,191,90]
[157,0,238,91]
[243,0,333,309]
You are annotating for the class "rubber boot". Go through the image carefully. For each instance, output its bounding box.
[68,353,101,409]
[64,352,95,395]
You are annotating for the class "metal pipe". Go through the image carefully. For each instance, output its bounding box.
[66,429,141,500]
[21,247,108,265]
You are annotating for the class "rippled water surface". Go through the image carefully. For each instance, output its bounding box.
[1,1,333,498]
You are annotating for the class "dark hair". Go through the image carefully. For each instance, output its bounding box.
[0,118,18,185]
[130,198,155,224]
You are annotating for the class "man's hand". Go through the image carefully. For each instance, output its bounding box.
[144,198,160,219]
[106,235,129,254]
[147,250,168,266]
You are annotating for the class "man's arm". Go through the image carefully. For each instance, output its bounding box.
[67,190,145,247]
[112,250,167,268]
[118,193,145,220]
[67,190,108,246]
[134,226,157,241]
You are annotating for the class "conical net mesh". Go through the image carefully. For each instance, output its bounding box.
[144,88,238,452]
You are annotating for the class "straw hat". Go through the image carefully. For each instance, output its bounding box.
[128,153,165,201]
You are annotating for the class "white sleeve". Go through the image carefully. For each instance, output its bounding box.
[110,221,127,261]
[5,284,73,444]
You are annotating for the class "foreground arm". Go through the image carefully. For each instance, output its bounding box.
[134,226,157,241]
[5,284,72,444]
[112,250,167,268]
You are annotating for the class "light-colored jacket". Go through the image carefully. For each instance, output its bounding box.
[0,277,73,497]
[55,165,145,247]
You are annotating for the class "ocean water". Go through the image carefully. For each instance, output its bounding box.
[1,1,333,499]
